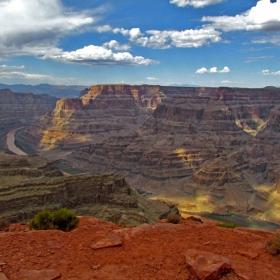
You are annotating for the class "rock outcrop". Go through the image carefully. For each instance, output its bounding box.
[0,152,178,225]
[0,88,58,129]
[19,85,280,223]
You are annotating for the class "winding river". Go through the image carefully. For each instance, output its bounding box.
[6,127,27,155]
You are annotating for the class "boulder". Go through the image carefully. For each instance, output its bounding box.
[185,249,232,280]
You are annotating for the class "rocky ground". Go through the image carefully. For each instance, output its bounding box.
[0,216,279,280]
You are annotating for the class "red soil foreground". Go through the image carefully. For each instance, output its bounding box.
[0,217,279,280]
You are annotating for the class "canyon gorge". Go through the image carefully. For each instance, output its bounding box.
[15,84,280,224]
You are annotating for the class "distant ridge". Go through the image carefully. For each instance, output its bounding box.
[0,83,87,98]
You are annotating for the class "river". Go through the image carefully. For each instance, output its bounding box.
[6,127,27,155]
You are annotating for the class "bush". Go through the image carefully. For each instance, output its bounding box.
[29,210,55,230]
[217,222,237,229]
[266,234,280,255]
[166,214,181,224]
[52,208,79,232]
[0,216,10,230]
[29,208,79,232]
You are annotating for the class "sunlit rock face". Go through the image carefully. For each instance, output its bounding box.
[20,85,280,223]
[20,84,197,150]
[0,88,58,128]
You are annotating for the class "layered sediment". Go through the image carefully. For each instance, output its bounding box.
[0,88,58,128]
[19,85,280,223]
[0,152,178,225]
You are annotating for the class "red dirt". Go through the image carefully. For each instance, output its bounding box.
[0,217,279,280]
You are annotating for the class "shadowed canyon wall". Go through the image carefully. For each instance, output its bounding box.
[0,88,58,128]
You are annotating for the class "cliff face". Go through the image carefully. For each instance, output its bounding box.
[19,85,280,223]
[0,152,178,225]
[20,85,217,152]
[0,88,58,128]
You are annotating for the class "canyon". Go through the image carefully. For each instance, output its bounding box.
[0,151,177,225]
[18,85,280,224]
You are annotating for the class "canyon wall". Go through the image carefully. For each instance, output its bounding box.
[0,88,58,128]
[19,85,280,223]
[0,152,178,225]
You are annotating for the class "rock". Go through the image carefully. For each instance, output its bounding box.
[19,269,61,280]
[0,273,8,280]
[0,151,179,225]
[235,273,252,280]
[0,88,57,128]
[90,233,122,250]
[237,251,259,260]
[18,85,280,223]
[185,249,232,280]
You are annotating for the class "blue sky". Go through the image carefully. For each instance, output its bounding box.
[0,0,279,87]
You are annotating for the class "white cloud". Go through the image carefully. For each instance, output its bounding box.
[147,77,159,80]
[0,70,85,85]
[0,71,53,80]
[102,40,131,51]
[244,56,275,63]
[0,64,25,70]
[221,80,244,84]
[202,0,280,32]
[252,34,280,46]
[170,0,224,8]
[0,0,95,58]
[196,66,230,73]
[114,27,221,49]
[43,45,159,66]
[95,25,112,33]
[262,69,280,76]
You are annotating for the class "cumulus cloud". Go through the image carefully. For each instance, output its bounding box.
[262,69,280,76]
[43,45,159,66]
[147,77,159,80]
[102,40,131,51]
[0,0,95,58]
[0,64,25,70]
[202,0,280,32]
[114,27,221,49]
[170,0,224,8]
[196,66,230,73]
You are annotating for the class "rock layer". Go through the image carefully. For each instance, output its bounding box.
[0,88,58,128]
[0,152,178,225]
[19,85,280,223]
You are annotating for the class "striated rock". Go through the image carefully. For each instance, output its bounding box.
[19,269,61,280]
[18,85,280,223]
[90,233,122,250]
[185,249,232,280]
[0,152,179,226]
[0,88,57,129]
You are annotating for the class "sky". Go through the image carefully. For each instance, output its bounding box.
[0,0,280,88]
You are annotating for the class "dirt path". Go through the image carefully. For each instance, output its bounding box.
[6,127,27,155]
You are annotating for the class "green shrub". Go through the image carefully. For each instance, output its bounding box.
[0,216,10,230]
[166,214,181,224]
[266,234,280,255]
[52,208,79,232]
[29,208,79,232]
[217,222,237,229]
[29,210,54,230]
